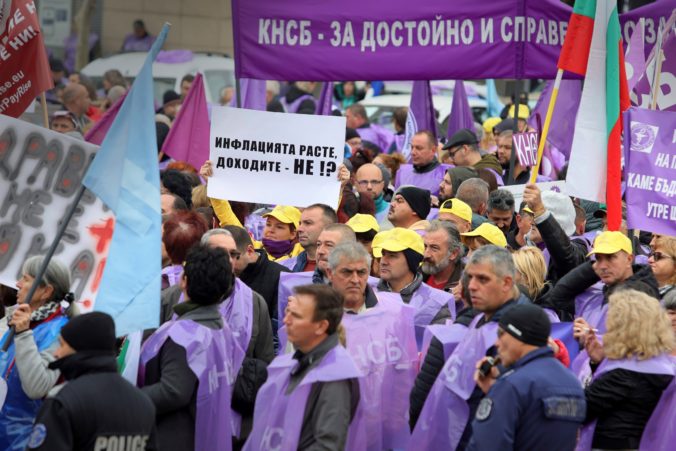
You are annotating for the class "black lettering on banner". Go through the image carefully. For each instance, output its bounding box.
[0,127,17,178]
[22,189,51,228]
[70,250,95,301]
[54,145,86,198]
[293,159,314,175]
[216,157,225,168]
[243,140,251,151]
[0,182,30,224]
[215,137,230,148]
[274,162,282,173]
[57,203,84,245]
[9,132,46,182]
[0,182,50,228]
[231,139,241,150]
[0,223,21,271]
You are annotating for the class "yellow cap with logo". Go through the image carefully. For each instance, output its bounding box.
[346,214,380,234]
[483,117,502,134]
[439,198,473,223]
[374,227,425,258]
[461,223,508,248]
[508,104,530,120]
[263,205,301,228]
[588,231,633,256]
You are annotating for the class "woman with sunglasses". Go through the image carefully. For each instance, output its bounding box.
[649,235,676,299]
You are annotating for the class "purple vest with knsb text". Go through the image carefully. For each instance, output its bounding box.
[342,294,418,450]
[571,284,607,384]
[140,319,242,451]
[576,354,674,451]
[394,163,451,196]
[243,343,367,451]
[409,314,498,450]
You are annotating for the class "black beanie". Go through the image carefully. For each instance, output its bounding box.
[60,312,116,354]
[402,248,424,274]
[498,304,550,347]
[346,127,360,141]
[397,186,431,220]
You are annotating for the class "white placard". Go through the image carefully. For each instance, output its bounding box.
[207,107,344,209]
[38,0,72,48]
[0,115,114,312]
[501,181,567,208]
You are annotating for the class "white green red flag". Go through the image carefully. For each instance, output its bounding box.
[562,0,630,231]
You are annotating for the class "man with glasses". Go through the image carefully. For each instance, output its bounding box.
[394,131,450,196]
[355,163,389,222]
[442,128,503,187]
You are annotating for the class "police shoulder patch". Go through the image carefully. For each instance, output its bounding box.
[27,423,47,449]
[475,397,493,421]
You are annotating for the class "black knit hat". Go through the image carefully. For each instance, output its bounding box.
[60,312,117,354]
[345,127,360,141]
[397,186,431,220]
[402,248,424,274]
[498,304,550,347]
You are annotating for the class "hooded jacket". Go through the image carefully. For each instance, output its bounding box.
[473,152,503,173]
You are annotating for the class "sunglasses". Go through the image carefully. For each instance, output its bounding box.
[649,251,675,262]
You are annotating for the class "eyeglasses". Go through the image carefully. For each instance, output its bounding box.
[447,146,463,158]
[357,179,383,187]
[649,251,675,262]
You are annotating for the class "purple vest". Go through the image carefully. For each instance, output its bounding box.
[423,321,468,361]
[576,354,675,451]
[571,285,608,384]
[640,356,676,451]
[342,294,418,450]
[161,264,183,290]
[279,256,298,270]
[356,124,395,154]
[277,272,380,328]
[409,314,499,450]
[243,343,367,451]
[485,167,505,186]
[406,283,456,350]
[220,278,254,359]
[280,94,316,114]
[392,133,406,154]
[550,322,579,364]
[140,319,241,451]
[394,163,451,196]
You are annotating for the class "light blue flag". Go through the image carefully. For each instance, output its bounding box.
[485,79,504,117]
[83,24,170,336]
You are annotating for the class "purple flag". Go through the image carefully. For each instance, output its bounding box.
[161,73,210,170]
[317,82,335,115]
[342,295,418,450]
[631,11,676,112]
[447,80,475,139]
[229,78,267,110]
[527,78,582,160]
[576,354,674,451]
[84,92,127,145]
[640,359,676,451]
[625,18,646,92]
[244,343,367,451]
[624,107,676,236]
[140,319,242,451]
[401,80,437,160]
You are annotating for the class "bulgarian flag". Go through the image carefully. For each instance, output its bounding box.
[562,0,630,232]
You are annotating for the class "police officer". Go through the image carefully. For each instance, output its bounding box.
[469,304,585,451]
[26,312,157,450]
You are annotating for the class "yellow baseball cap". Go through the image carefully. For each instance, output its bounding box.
[508,104,530,120]
[377,227,424,256]
[588,231,633,256]
[371,230,390,258]
[522,206,534,215]
[483,117,502,134]
[263,205,301,228]
[346,214,380,234]
[461,223,508,248]
[439,198,473,223]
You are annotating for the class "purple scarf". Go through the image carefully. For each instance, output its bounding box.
[576,354,675,451]
[342,294,418,450]
[262,238,295,259]
[140,319,242,451]
[409,314,498,450]
[243,343,366,451]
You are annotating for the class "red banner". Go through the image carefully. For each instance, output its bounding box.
[0,0,53,117]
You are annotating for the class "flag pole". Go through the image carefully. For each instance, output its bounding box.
[1,184,88,352]
[529,68,563,183]
[40,93,49,129]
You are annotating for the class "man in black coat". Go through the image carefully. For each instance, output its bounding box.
[28,312,157,450]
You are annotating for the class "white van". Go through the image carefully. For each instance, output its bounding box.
[81,51,235,105]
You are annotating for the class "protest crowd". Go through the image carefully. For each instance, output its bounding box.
[1,0,675,450]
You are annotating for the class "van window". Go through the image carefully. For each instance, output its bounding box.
[204,70,235,104]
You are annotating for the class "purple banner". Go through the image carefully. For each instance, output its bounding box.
[624,107,676,236]
[513,131,538,167]
[231,0,674,81]
[447,80,475,139]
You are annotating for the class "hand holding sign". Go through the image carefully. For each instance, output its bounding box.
[522,183,545,216]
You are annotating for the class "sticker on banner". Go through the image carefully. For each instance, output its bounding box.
[630,121,659,154]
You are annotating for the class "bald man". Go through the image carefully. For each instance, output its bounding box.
[62,83,101,130]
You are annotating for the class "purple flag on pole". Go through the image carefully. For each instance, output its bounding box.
[84,92,127,145]
[447,80,475,139]
[317,82,335,115]
[625,18,646,92]
[161,73,210,170]
[229,78,267,110]
[401,80,437,160]
[623,107,676,236]
[631,11,676,112]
